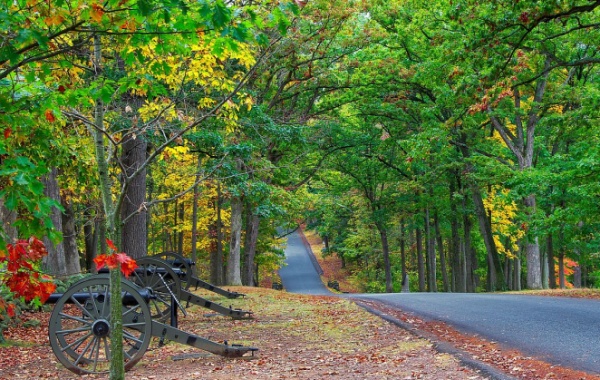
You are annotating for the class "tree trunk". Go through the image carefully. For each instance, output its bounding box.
[463,195,477,292]
[449,176,464,292]
[210,184,225,285]
[424,209,437,292]
[84,207,99,272]
[227,194,243,286]
[376,223,393,292]
[60,195,82,276]
[0,198,17,243]
[41,168,68,278]
[434,211,449,292]
[416,225,425,292]
[547,233,556,289]
[120,135,148,259]
[457,136,504,291]
[242,203,260,286]
[177,201,184,255]
[190,158,201,276]
[513,257,522,291]
[523,195,542,289]
[472,182,504,291]
[400,220,408,292]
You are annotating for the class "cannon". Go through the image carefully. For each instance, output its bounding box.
[99,257,253,322]
[152,251,245,299]
[47,274,257,375]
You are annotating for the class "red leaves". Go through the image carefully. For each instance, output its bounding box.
[0,237,56,314]
[3,127,11,139]
[93,239,138,277]
[90,3,105,22]
[44,110,56,123]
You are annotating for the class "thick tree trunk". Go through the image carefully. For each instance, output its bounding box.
[0,198,18,243]
[227,194,243,286]
[120,135,148,259]
[376,224,393,293]
[523,195,542,289]
[242,205,260,286]
[41,168,68,278]
[61,195,81,276]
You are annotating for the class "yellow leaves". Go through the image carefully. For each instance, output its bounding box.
[198,97,217,109]
[138,97,177,122]
[483,187,524,258]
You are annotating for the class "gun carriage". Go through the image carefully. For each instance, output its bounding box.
[46,271,257,375]
[152,251,245,299]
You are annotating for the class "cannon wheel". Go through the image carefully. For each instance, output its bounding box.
[152,251,193,290]
[131,257,183,321]
[48,274,152,375]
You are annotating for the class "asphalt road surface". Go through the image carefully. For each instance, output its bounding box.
[279,230,600,375]
[278,229,332,295]
[356,292,600,375]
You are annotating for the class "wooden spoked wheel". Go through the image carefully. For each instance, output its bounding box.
[152,251,193,290]
[48,274,152,375]
[130,257,183,322]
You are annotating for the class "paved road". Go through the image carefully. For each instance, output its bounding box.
[279,231,600,375]
[278,230,332,295]
[355,292,600,374]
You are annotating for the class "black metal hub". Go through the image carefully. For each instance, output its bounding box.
[91,319,110,338]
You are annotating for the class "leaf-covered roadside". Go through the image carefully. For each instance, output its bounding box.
[0,287,488,379]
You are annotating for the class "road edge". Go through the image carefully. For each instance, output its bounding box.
[353,300,519,380]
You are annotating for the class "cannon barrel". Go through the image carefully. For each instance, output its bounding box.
[153,252,244,298]
[46,288,155,305]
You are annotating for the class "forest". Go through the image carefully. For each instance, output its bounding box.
[1,0,599,311]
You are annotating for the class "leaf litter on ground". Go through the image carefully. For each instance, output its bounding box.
[0,286,490,380]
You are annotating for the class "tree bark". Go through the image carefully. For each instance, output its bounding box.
[227,193,243,286]
[424,208,437,292]
[449,175,464,292]
[210,184,225,285]
[400,220,409,292]
[523,195,542,289]
[547,233,556,289]
[434,211,449,292]
[120,135,148,259]
[242,203,260,286]
[83,207,98,272]
[463,195,477,292]
[60,195,82,276]
[190,157,201,276]
[0,198,17,243]
[41,168,68,278]
[375,223,393,292]
[416,225,425,292]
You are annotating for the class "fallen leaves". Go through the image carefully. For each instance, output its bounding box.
[0,287,484,379]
